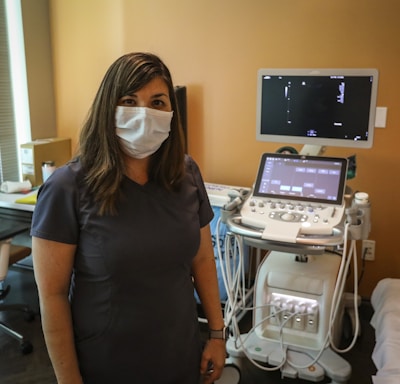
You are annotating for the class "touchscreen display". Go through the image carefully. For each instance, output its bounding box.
[253,153,348,205]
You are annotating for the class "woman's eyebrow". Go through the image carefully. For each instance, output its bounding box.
[151,93,169,98]
[125,92,168,98]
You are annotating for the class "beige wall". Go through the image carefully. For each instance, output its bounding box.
[21,0,56,139]
[49,0,400,298]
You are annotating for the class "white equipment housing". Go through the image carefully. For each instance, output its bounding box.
[254,251,343,351]
[212,152,370,384]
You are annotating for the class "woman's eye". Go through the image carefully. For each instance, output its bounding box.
[152,99,165,108]
[119,97,136,106]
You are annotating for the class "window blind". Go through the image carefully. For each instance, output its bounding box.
[0,0,19,182]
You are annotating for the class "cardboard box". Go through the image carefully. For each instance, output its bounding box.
[20,138,71,186]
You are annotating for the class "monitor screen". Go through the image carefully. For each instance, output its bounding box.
[256,68,379,150]
[253,152,348,206]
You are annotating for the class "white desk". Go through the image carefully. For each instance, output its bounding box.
[0,191,35,256]
[0,191,36,213]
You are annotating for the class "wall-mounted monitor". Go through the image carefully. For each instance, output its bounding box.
[256,68,379,154]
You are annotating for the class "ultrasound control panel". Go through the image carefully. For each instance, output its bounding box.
[241,196,345,242]
[238,153,348,243]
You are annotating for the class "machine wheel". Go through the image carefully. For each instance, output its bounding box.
[215,363,241,384]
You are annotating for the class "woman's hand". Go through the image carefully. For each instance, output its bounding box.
[200,338,226,384]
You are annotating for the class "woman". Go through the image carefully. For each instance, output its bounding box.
[32,52,226,384]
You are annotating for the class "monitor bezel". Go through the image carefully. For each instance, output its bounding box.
[253,152,349,206]
[256,68,379,149]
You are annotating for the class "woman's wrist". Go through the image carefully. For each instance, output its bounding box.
[208,326,228,340]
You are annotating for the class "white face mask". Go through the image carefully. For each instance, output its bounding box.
[115,106,173,159]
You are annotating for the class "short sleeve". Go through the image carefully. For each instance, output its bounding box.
[185,155,213,228]
[30,162,81,244]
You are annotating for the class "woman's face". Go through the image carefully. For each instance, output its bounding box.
[117,77,172,112]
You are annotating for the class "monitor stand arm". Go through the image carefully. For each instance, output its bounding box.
[300,144,326,156]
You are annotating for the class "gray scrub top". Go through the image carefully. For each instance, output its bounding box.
[31,155,214,384]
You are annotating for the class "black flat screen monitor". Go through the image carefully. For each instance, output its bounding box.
[256,68,379,151]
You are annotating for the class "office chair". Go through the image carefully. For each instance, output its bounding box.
[0,240,34,354]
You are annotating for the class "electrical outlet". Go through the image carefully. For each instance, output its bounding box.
[362,240,376,261]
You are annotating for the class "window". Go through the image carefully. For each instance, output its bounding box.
[0,0,31,183]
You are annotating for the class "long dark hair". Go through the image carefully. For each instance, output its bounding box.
[78,52,186,215]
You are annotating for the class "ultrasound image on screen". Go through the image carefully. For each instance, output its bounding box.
[260,75,373,141]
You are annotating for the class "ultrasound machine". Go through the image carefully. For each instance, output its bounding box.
[210,68,378,384]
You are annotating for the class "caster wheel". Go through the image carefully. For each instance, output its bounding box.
[20,340,33,355]
[215,364,241,384]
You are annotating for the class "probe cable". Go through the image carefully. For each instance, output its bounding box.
[218,219,360,373]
